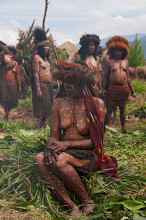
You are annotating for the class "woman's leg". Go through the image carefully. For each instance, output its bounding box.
[34,152,81,216]
[4,103,10,120]
[49,152,95,214]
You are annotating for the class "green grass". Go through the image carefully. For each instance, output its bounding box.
[0,121,145,219]
[16,98,32,111]
[131,79,146,94]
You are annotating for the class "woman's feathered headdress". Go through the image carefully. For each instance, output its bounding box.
[107,35,129,58]
[79,34,100,46]
[33,27,49,46]
[53,60,94,84]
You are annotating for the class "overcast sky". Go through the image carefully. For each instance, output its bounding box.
[0,0,146,46]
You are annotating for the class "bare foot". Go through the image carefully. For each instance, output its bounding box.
[82,200,95,215]
[70,207,82,216]
[3,115,9,121]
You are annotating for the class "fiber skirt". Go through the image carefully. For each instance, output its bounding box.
[0,80,18,110]
[107,86,130,110]
[65,149,96,175]
[32,82,53,118]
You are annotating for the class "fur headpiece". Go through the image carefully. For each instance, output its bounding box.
[33,27,49,46]
[53,60,94,84]
[8,46,17,56]
[107,36,129,58]
[79,34,100,46]
[0,41,9,64]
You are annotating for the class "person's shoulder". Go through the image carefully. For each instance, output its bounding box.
[52,97,63,106]
[33,54,41,62]
[74,53,81,61]
[124,59,129,65]
[93,97,104,113]
[94,97,104,106]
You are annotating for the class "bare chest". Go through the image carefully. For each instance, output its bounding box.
[59,100,89,135]
[85,56,98,69]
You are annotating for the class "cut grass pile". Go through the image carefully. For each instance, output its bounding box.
[0,120,145,220]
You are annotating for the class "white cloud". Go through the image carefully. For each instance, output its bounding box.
[87,9,146,38]
[0,0,146,45]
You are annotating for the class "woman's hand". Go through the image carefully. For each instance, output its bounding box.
[44,149,59,165]
[37,89,42,98]
[47,140,70,153]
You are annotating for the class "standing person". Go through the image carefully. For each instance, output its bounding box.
[31,27,53,129]
[104,36,135,131]
[0,46,21,120]
[16,58,29,99]
[34,61,119,216]
[74,34,102,93]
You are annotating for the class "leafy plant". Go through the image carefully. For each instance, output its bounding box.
[129,105,146,118]
[128,34,144,67]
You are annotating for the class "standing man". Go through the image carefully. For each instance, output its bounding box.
[75,34,102,93]
[31,27,53,129]
[104,36,135,131]
[0,46,21,120]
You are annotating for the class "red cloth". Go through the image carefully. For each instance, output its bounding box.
[83,85,120,180]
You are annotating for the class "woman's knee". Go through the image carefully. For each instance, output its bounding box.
[51,152,67,168]
[33,152,44,166]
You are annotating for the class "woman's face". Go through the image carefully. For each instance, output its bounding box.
[114,47,122,59]
[44,43,49,55]
[9,50,15,59]
[88,41,95,54]
[64,82,82,98]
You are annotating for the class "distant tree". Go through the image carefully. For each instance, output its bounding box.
[127,34,144,67]
[16,21,35,77]
[56,48,69,61]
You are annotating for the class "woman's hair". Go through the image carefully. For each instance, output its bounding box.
[54,60,95,99]
[37,45,49,61]
[78,41,98,60]
[109,48,127,59]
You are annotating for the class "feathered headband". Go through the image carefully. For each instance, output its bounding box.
[107,36,129,58]
[79,34,100,46]
[33,27,49,46]
[53,60,94,84]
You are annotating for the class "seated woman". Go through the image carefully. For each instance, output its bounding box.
[34,61,119,216]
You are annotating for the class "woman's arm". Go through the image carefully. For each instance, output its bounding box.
[16,63,21,94]
[32,55,42,97]
[45,99,60,164]
[126,60,135,96]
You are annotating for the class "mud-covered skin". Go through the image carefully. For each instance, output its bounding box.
[34,83,104,216]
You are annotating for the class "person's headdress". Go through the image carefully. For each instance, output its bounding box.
[53,60,94,85]
[106,36,129,58]
[33,27,49,46]
[8,46,18,56]
[79,34,100,46]
[0,41,9,64]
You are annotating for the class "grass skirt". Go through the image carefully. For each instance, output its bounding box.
[65,149,96,175]
[32,82,53,118]
[0,80,18,110]
[107,86,130,110]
